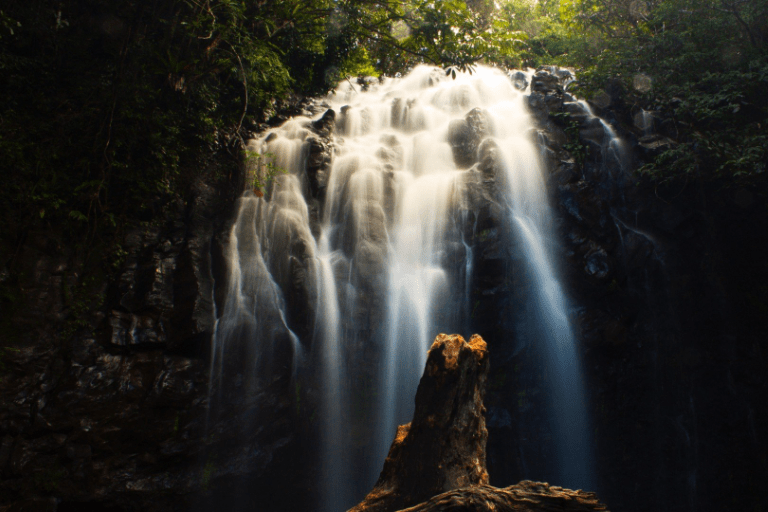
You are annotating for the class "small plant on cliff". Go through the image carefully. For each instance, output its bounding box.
[553,112,589,169]
[0,346,20,372]
[60,274,104,341]
[32,467,67,492]
[245,150,287,197]
[201,460,216,491]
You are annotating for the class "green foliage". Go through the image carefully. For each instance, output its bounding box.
[498,0,584,67]
[245,151,288,194]
[637,63,768,181]
[1,0,291,253]
[111,244,129,271]
[324,0,527,76]
[341,47,381,79]
[0,0,531,267]
[520,0,768,184]
[60,273,105,341]
[201,459,216,490]
[32,466,67,492]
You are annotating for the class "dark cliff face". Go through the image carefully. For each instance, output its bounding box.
[0,145,304,510]
[475,69,768,512]
[0,170,225,510]
[1,71,767,512]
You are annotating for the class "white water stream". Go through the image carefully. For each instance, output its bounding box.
[212,65,594,508]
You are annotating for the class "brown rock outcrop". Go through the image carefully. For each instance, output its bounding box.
[350,333,490,512]
[350,333,610,512]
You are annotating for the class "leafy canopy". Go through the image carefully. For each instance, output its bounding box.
[501,0,768,184]
[0,0,532,292]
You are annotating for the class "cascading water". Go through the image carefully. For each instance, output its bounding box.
[211,65,595,509]
[578,100,629,179]
[493,83,592,490]
[321,70,477,508]
[210,127,310,403]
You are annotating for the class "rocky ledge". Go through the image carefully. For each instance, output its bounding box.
[350,334,608,512]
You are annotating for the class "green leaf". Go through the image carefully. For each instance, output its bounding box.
[69,210,88,222]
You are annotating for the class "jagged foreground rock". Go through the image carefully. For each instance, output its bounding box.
[349,333,490,512]
[350,334,608,512]
[396,481,607,512]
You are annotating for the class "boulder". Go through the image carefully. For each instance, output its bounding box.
[527,69,566,118]
[509,70,529,91]
[637,133,676,158]
[312,108,336,137]
[448,108,493,168]
[531,69,564,96]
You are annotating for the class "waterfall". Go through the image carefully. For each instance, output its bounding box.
[212,65,595,508]
[493,89,593,490]
[206,122,309,458]
[578,99,629,179]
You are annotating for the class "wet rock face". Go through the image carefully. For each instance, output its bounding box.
[527,68,565,116]
[280,107,338,340]
[351,334,490,512]
[509,70,529,91]
[106,179,217,352]
[306,109,338,210]
[448,108,493,169]
[478,65,768,512]
[0,339,208,506]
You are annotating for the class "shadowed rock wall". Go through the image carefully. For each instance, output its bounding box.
[476,68,768,512]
